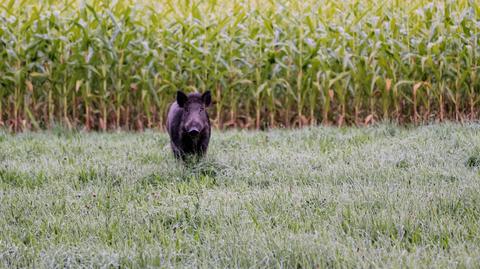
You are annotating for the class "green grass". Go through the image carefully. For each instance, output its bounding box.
[1,124,480,267]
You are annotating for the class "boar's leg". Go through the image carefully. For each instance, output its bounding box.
[198,140,209,157]
[171,142,183,160]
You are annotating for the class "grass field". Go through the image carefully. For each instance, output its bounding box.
[1,124,480,267]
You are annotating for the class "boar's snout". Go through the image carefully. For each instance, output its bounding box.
[184,118,204,137]
[187,127,200,136]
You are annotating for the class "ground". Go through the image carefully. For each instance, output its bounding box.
[1,124,480,268]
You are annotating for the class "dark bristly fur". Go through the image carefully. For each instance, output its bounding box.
[166,91,212,161]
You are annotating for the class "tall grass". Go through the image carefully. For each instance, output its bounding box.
[0,0,479,131]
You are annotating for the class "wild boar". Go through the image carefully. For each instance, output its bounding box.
[166,91,212,161]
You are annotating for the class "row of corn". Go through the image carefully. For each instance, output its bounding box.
[0,0,479,131]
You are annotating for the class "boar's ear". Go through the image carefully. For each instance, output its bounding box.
[202,91,212,107]
[177,91,188,108]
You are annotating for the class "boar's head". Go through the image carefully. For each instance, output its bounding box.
[177,91,211,137]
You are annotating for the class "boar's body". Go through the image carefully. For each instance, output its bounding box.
[167,91,211,160]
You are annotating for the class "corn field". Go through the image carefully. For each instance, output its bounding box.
[0,0,479,131]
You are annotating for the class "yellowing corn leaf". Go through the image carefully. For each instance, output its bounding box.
[365,114,374,125]
[386,79,392,92]
[26,80,33,92]
[328,89,334,99]
[413,82,423,95]
[75,80,82,92]
[130,83,138,92]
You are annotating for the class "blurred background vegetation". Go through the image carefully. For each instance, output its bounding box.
[0,0,479,131]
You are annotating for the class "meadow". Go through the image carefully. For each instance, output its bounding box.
[1,123,480,267]
[0,0,479,131]
[1,0,480,267]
